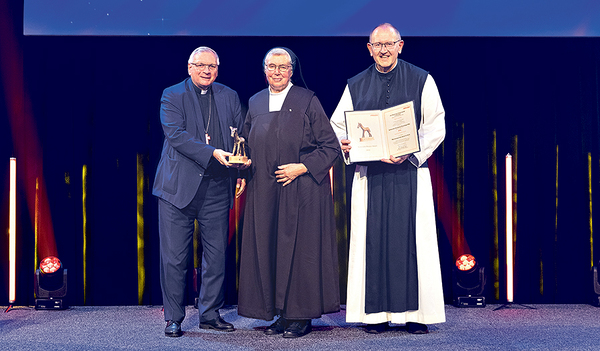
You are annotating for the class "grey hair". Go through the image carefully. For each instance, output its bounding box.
[369,23,401,42]
[263,48,293,73]
[188,46,220,66]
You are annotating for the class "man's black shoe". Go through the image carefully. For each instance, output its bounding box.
[364,322,389,334]
[407,322,429,334]
[165,320,182,337]
[283,320,312,338]
[199,316,235,332]
[264,317,287,335]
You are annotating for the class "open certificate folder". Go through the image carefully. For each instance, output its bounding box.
[344,101,420,163]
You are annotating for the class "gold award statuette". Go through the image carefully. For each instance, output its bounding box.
[229,127,248,163]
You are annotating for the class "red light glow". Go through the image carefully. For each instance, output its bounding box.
[40,256,61,274]
[456,254,476,271]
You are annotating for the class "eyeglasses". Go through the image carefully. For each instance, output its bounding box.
[190,62,218,71]
[369,40,402,51]
[265,64,291,73]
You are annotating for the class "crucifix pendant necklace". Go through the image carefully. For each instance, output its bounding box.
[204,91,212,145]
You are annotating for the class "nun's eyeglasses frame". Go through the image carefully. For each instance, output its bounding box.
[265,64,291,73]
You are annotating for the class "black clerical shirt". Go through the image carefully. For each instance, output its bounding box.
[193,84,228,178]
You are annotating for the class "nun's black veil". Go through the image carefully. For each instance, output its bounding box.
[263,46,308,89]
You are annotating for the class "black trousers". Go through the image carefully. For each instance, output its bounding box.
[158,176,230,323]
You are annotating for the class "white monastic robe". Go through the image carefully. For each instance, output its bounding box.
[330,61,446,325]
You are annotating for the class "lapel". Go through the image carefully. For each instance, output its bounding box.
[212,83,233,151]
[184,78,206,141]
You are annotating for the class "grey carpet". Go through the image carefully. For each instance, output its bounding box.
[1,304,599,350]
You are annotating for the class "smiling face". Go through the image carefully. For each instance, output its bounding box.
[188,51,219,90]
[264,54,293,93]
[367,25,404,73]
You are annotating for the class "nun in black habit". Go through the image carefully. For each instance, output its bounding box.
[237,47,341,338]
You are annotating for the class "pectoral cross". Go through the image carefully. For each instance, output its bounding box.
[205,133,211,145]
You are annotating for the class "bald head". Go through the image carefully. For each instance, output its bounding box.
[367,23,404,73]
[370,23,401,43]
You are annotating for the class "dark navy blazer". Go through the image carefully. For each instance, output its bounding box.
[152,78,244,209]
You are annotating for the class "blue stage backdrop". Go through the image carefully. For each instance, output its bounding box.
[24,0,600,37]
[1,0,600,307]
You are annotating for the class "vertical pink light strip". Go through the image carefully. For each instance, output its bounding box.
[329,167,334,196]
[506,154,513,303]
[9,157,17,303]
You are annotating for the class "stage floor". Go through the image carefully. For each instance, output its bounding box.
[1,304,599,350]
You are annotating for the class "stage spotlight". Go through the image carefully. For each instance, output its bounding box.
[452,254,486,307]
[592,262,600,307]
[34,256,68,310]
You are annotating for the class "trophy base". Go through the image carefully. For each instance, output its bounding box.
[360,137,375,142]
[229,156,248,164]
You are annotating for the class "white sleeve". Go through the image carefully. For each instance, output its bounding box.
[330,85,354,141]
[410,74,446,167]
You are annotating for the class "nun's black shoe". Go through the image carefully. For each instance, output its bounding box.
[264,317,287,335]
[364,322,389,334]
[407,322,429,334]
[165,320,182,337]
[283,320,312,338]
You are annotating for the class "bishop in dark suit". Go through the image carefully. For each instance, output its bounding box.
[153,46,245,337]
